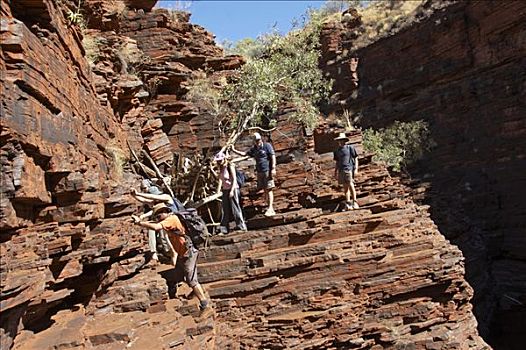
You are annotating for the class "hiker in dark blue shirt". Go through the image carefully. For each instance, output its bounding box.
[232,132,277,217]
[333,132,359,210]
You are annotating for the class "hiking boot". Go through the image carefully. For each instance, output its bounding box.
[352,201,360,209]
[198,300,213,319]
[168,286,177,299]
[264,208,276,217]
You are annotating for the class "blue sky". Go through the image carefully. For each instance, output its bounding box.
[156,1,326,43]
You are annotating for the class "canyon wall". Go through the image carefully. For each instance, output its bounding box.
[1,0,493,349]
[323,1,525,348]
[0,0,229,348]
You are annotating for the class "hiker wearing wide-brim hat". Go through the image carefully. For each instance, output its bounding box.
[333,132,360,210]
[131,203,212,317]
[334,132,349,141]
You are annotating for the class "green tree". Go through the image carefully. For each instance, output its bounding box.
[181,8,335,205]
[221,9,333,140]
[363,120,434,172]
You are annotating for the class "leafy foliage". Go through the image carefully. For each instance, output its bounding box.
[221,10,333,131]
[186,75,228,120]
[363,120,433,171]
[351,0,425,50]
[222,38,265,60]
[64,0,86,28]
[82,34,101,64]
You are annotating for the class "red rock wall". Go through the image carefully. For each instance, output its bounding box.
[196,121,489,349]
[324,1,526,348]
[118,8,244,158]
[0,1,218,348]
[1,0,491,349]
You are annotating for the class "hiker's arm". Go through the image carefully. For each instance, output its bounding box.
[139,211,153,220]
[231,147,247,156]
[270,154,277,176]
[135,219,163,231]
[354,157,359,176]
[135,192,172,203]
[135,197,155,204]
[217,178,223,193]
[131,189,155,204]
[333,151,340,179]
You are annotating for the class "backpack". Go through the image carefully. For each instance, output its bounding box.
[236,169,246,188]
[175,208,211,249]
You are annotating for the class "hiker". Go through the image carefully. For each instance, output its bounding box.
[333,132,359,210]
[214,151,247,234]
[131,180,185,261]
[232,132,277,217]
[131,179,185,214]
[132,203,211,314]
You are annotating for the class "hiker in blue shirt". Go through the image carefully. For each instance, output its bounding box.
[333,132,359,210]
[232,132,277,217]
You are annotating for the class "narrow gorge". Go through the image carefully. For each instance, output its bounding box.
[1,1,523,349]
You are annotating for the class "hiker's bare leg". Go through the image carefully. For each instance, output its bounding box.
[350,180,357,202]
[193,283,207,302]
[267,189,274,210]
[148,230,158,260]
[344,183,351,203]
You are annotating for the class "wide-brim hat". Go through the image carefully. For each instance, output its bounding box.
[334,132,348,141]
[152,203,170,215]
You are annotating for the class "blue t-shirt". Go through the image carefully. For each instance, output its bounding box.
[334,144,358,172]
[247,143,275,173]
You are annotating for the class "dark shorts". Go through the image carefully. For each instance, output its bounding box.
[174,248,199,288]
[256,171,275,190]
[338,170,354,185]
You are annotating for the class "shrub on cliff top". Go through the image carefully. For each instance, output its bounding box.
[363,120,434,172]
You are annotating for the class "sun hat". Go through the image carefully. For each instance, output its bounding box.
[214,151,226,162]
[152,203,170,215]
[253,132,262,141]
[334,132,348,141]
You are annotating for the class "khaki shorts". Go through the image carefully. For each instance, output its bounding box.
[338,170,354,185]
[174,248,199,288]
[257,171,275,190]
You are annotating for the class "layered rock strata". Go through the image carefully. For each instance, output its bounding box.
[1,1,218,348]
[1,0,492,349]
[196,122,488,349]
[322,1,526,348]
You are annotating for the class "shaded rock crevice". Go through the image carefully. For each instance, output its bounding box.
[0,0,499,349]
[322,1,525,348]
